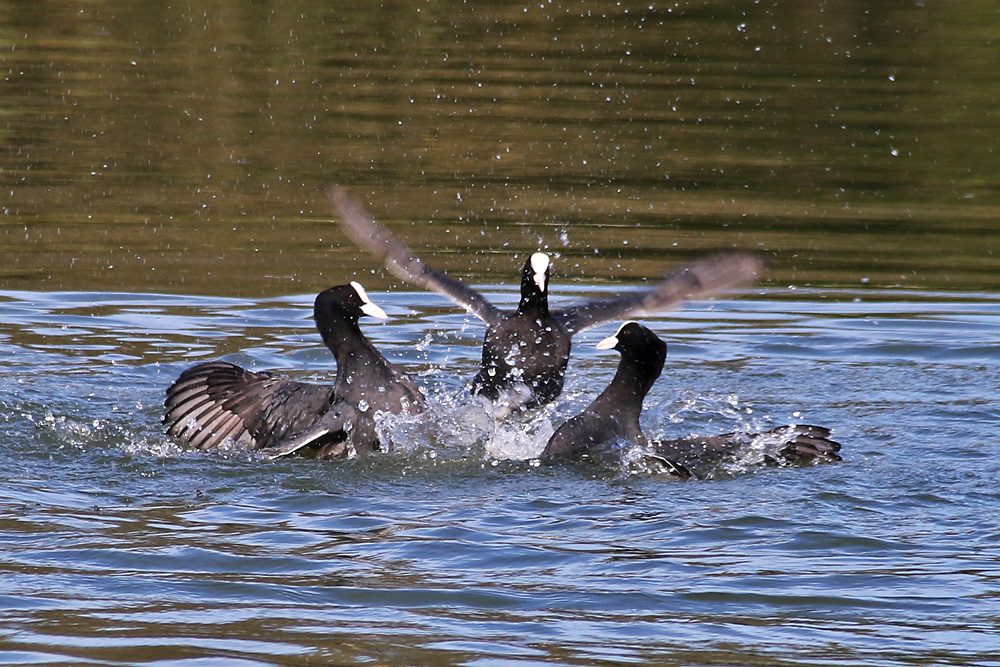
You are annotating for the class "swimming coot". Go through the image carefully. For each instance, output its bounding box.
[164,282,426,459]
[540,322,841,476]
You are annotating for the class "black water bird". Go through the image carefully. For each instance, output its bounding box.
[330,188,763,415]
[164,282,426,459]
[540,322,841,476]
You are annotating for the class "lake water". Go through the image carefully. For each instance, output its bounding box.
[2,0,1000,665]
[3,287,1000,666]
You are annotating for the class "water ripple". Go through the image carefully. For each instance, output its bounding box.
[2,288,1000,665]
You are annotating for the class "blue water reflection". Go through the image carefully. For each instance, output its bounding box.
[1,287,999,665]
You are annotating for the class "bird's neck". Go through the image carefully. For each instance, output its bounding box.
[517,291,549,315]
[604,355,660,411]
[319,320,369,368]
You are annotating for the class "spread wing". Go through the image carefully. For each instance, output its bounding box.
[770,424,842,463]
[654,424,842,466]
[164,361,333,450]
[329,187,503,325]
[553,252,763,335]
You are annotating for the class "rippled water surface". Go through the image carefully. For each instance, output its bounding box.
[2,287,999,666]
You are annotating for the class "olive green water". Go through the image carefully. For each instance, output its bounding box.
[2,0,998,296]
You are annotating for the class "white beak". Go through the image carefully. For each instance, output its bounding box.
[595,334,618,350]
[360,301,388,320]
[530,252,549,293]
[351,281,389,320]
[596,322,632,349]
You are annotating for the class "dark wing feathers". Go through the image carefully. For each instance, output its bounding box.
[166,395,221,442]
[187,408,243,450]
[643,454,694,480]
[784,424,834,441]
[776,427,843,462]
[554,252,764,334]
[165,362,256,448]
[331,188,762,332]
[259,404,357,459]
[202,411,246,448]
[164,361,333,450]
[329,187,503,325]
[654,423,842,468]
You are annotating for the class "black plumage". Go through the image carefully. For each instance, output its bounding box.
[541,321,841,477]
[468,251,571,411]
[164,282,426,458]
[652,424,842,470]
[330,188,762,414]
[540,321,677,469]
